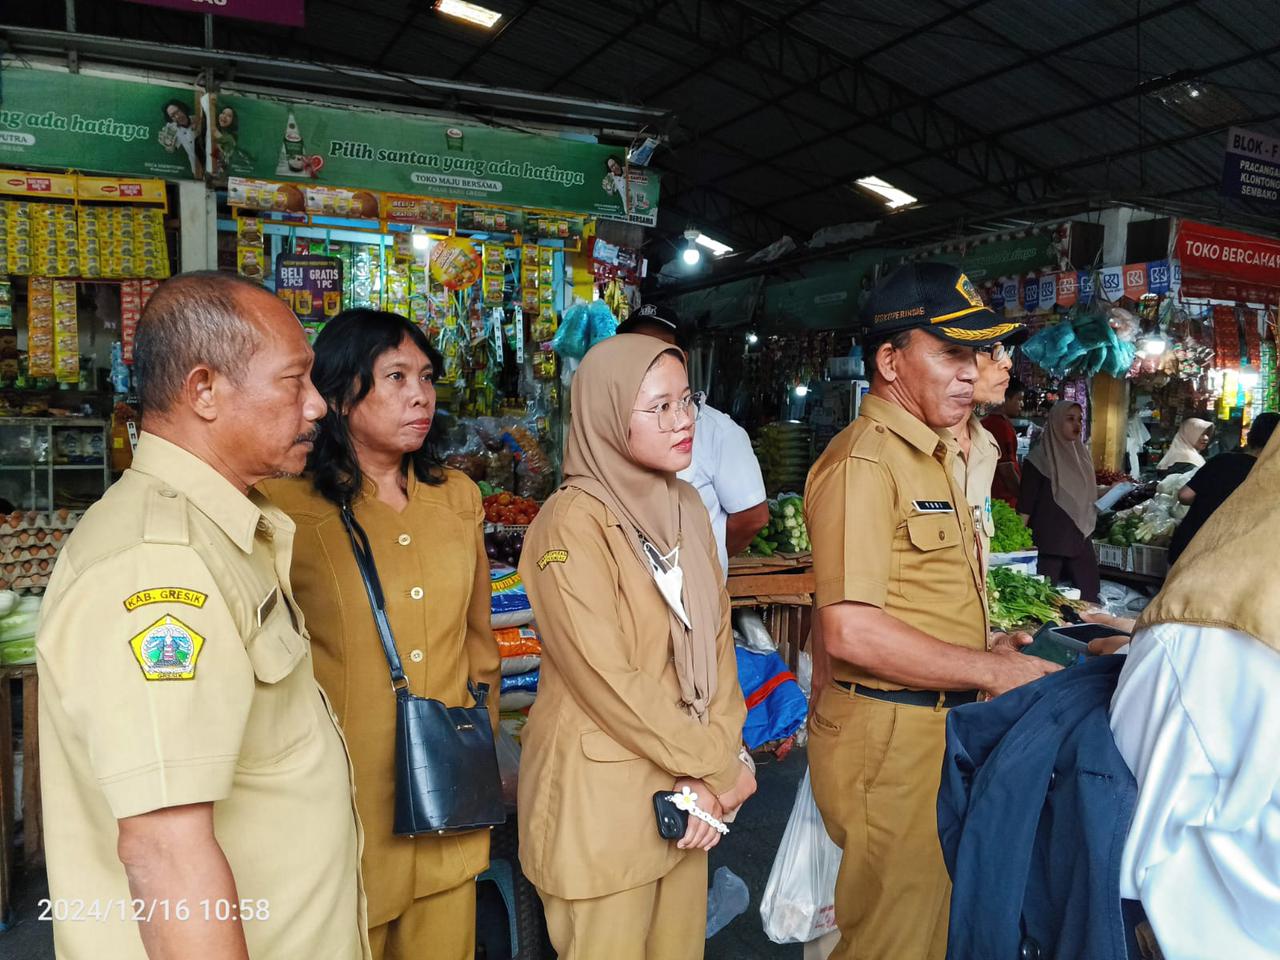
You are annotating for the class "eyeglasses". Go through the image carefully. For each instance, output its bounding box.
[633,391,705,432]
[980,342,1016,363]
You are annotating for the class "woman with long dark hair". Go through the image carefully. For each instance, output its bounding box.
[262,309,498,960]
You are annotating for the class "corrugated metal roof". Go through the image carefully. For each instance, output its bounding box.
[6,0,1279,249]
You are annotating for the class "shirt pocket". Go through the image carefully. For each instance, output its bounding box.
[897,512,968,601]
[238,611,318,768]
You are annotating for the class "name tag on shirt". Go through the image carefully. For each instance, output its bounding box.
[256,587,280,628]
[912,500,954,514]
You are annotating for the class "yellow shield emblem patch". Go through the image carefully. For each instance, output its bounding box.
[955,273,984,308]
[129,615,206,681]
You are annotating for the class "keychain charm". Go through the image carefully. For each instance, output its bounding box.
[667,786,730,835]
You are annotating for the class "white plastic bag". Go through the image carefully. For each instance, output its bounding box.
[760,768,842,944]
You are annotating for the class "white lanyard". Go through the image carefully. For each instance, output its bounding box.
[640,535,692,629]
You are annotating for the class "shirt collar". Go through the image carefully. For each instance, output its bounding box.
[937,414,1000,454]
[860,394,948,457]
[130,432,269,554]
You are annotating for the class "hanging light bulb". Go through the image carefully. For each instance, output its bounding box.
[680,227,702,266]
[746,332,759,345]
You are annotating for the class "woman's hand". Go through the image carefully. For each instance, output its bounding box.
[716,762,758,817]
[672,778,724,852]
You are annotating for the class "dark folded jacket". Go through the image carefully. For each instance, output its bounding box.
[937,656,1136,960]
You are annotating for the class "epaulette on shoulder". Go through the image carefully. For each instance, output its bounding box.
[849,423,887,463]
[141,485,191,545]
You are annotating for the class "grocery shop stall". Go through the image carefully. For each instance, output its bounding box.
[1090,220,1280,585]
[0,62,199,922]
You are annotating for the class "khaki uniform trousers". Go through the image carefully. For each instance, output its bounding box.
[367,879,476,960]
[539,847,708,960]
[809,683,952,960]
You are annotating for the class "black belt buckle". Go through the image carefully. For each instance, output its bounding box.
[834,680,979,709]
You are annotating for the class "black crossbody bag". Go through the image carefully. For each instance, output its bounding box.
[340,505,505,836]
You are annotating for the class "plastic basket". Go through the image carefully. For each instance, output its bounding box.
[990,550,1038,575]
[1093,541,1127,570]
[1128,544,1169,578]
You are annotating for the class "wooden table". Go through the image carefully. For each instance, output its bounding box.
[0,664,40,925]
[727,553,816,673]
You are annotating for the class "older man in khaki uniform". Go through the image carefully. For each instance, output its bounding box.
[805,263,1056,960]
[37,272,370,960]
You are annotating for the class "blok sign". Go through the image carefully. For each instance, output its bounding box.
[1222,127,1280,207]
[121,0,305,26]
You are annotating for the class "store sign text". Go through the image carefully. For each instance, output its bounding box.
[1178,220,1280,285]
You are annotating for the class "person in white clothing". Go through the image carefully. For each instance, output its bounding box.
[1107,429,1280,960]
[616,304,768,579]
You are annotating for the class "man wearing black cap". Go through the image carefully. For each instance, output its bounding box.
[618,303,769,579]
[803,263,1057,960]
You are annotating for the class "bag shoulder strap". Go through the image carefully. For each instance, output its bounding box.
[340,505,407,689]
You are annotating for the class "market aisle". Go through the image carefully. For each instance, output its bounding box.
[0,750,809,960]
[706,749,807,960]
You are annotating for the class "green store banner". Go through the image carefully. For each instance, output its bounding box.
[218,92,661,220]
[0,65,202,180]
[922,231,1059,283]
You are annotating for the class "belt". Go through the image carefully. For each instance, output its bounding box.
[834,680,979,709]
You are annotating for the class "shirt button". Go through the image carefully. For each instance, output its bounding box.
[159,489,177,498]
[397,534,411,546]
[410,587,424,600]
[875,425,885,433]
[409,649,424,663]
[938,531,946,541]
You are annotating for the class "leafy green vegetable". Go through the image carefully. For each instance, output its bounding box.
[990,499,1034,553]
[987,566,1078,631]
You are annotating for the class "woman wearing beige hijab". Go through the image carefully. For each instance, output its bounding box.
[1156,416,1212,476]
[517,334,754,960]
[1018,401,1100,600]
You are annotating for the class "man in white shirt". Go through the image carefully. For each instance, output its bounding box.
[617,304,769,579]
[1107,433,1280,960]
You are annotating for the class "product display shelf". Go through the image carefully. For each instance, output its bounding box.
[0,418,111,511]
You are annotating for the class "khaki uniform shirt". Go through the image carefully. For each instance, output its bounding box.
[261,470,499,928]
[805,395,989,690]
[516,485,746,901]
[37,434,370,960]
[945,414,1001,566]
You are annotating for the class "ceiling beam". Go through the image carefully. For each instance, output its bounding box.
[692,0,1200,201]
[683,0,1001,146]
[757,31,1280,215]
[655,0,1055,212]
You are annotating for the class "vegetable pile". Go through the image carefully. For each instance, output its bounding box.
[990,499,1034,553]
[987,566,1082,631]
[749,494,810,556]
[485,528,526,566]
[1095,467,1133,486]
[1096,471,1192,548]
[483,492,540,526]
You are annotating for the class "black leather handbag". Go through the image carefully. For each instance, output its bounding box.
[341,505,505,837]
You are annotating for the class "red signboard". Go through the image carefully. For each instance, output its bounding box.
[1176,220,1280,287]
[121,0,304,27]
